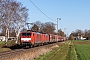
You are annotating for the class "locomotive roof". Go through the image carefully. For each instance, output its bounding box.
[21,30,50,35]
[27,30,48,34]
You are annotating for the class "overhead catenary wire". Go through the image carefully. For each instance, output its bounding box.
[29,0,55,21]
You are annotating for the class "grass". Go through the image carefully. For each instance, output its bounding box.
[0,41,16,52]
[0,48,11,52]
[0,41,5,48]
[49,43,69,60]
[72,40,90,42]
[35,48,59,60]
[35,41,73,60]
[0,41,5,44]
[73,40,90,60]
[0,41,11,52]
[36,40,90,60]
[75,44,90,60]
[0,40,16,47]
[35,44,60,60]
[66,43,77,60]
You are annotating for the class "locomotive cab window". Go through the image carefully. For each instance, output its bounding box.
[27,33,31,36]
[22,33,26,36]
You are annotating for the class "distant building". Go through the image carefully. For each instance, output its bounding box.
[0,36,16,41]
[8,37,16,40]
[75,35,86,40]
[0,36,5,41]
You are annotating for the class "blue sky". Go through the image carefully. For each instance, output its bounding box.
[17,0,90,36]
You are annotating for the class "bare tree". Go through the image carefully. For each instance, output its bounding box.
[58,29,65,36]
[70,29,90,40]
[68,34,74,40]
[0,0,28,44]
[29,21,55,34]
[40,22,55,34]
[34,21,42,32]
[31,24,39,32]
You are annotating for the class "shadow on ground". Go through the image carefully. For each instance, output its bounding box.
[2,44,23,50]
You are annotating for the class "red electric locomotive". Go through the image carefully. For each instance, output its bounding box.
[20,31,50,47]
[20,31,39,47]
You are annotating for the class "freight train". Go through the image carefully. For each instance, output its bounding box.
[20,30,66,47]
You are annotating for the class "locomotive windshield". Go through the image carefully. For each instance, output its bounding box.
[22,33,31,36]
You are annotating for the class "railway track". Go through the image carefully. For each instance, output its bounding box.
[0,42,62,60]
[0,49,25,60]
